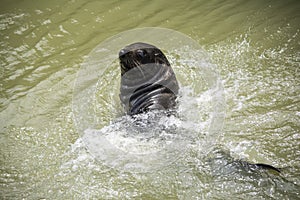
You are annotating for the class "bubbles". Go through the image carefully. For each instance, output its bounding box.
[72,27,225,172]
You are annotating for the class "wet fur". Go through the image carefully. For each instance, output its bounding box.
[119,42,179,115]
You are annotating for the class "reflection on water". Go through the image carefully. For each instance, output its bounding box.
[0,0,299,199]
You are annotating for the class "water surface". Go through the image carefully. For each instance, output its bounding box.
[0,0,299,199]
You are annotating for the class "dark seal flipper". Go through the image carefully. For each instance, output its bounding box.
[248,163,281,173]
[208,149,281,175]
[119,42,179,115]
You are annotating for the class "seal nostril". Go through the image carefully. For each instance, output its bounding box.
[119,49,127,58]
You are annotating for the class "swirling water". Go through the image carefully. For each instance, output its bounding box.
[0,0,299,199]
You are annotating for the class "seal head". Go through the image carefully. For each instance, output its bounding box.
[119,42,179,115]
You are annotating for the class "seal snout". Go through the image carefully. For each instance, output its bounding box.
[119,48,128,58]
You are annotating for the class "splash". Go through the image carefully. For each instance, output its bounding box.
[72,27,225,172]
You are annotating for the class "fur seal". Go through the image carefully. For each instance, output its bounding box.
[119,42,179,115]
[117,42,281,174]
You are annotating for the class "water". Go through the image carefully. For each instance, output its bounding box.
[1,0,299,199]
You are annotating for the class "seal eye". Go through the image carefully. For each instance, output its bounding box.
[136,49,146,58]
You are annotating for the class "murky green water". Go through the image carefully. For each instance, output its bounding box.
[1,0,299,199]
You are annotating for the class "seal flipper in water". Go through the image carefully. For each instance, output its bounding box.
[248,163,281,173]
[208,148,281,175]
[118,42,281,174]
